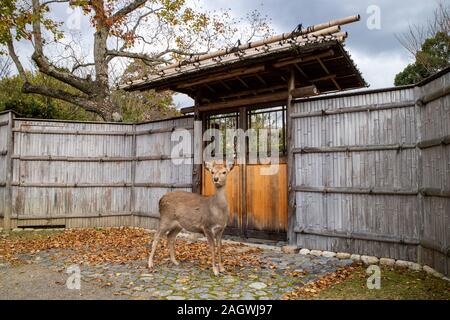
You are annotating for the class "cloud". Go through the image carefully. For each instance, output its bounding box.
[349,48,410,88]
[173,93,194,109]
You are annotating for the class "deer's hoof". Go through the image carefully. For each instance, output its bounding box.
[213,267,219,276]
[171,260,179,266]
[147,261,154,269]
[219,265,226,273]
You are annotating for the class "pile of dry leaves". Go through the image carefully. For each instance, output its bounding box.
[282,266,356,299]
[0,227,262,269]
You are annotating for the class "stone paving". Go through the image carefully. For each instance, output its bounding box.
[6,242,354,300]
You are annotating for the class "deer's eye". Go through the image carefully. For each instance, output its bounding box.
[211,170,216,174]
[222,171,226,174]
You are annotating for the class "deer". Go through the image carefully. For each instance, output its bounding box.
[147,160,235,276]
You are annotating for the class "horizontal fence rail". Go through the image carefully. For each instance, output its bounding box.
[12,126,193,136]
[290,100,415,119]
[11,155,193,162]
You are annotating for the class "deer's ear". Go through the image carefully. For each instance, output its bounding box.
[204,161,214,172]
[226,160,235,172]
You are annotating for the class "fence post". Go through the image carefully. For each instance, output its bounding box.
[4,111,14,231]
[414,85,424,265]
[130,123,137,226]
[192,90,203,194]
[286,68,296,245]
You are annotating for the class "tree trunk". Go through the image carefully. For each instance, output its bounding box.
[93,21,122,121]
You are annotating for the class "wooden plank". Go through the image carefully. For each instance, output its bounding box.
[293,143,416,153]
[290,101,415,118]
[246,164,288,234]
[130,124,137,215]
[309,74,336,82]
[188,85,318,113]
[4,112,13,230]
[294,227,420,245]
[134,126,193,136]
[192,91,202,194]
[176,66,266,89]
[417,135,450,149]
[295,186,418,195]
[10,155,192,161]
[287,68,296,244]
[11,126,192,137]
[16,213,132,220]
[12,128,135,136]
[416,83,450,106]
[12,182,132,188]
[239,107,248,238]
[272,50,335,68]
[133,183,193,188]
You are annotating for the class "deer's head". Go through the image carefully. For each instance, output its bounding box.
[205,160,235,188]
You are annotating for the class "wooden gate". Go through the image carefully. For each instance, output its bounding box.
[202,107,288,240]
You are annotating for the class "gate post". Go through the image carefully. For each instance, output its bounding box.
[192,90,203,194]
[286,69,296,245]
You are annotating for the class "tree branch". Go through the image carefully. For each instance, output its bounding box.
[31,0,94,94]
[72,62,95,73]
[22,82,101,115]
[112,0,147,20]
[6,33,28,83]
[106,50,169,65]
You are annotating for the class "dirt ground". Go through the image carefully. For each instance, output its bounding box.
[0,263,119,300]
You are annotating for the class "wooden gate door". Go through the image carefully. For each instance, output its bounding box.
[245,163,287,240]
[202,107,288,240]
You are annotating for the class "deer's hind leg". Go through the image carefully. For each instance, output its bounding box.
[167,227,182,266]
[148,218,176,269]
[148,229,162,269]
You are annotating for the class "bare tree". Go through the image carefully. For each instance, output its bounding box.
[396,1,449,70]
[1,0,272,121]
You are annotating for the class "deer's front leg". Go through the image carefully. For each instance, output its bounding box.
[216,229,225,273]
[205,231,219,276]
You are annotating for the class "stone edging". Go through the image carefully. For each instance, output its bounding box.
[281,245,449,282]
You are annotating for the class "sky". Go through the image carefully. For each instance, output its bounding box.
[10,0,442,108]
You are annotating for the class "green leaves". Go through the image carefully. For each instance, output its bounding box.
[395,31,450,86]
[0,0,63,48]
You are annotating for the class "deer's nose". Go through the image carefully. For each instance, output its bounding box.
[214,177,219,182]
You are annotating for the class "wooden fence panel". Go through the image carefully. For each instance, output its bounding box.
[0,112,10,220]
[133,117,194,217]
[11,119,134,223]
[292,70,450,275]
[417,71,450,275]
[292,87,421,261]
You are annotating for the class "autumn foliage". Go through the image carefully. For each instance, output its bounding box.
[0,227,262,269]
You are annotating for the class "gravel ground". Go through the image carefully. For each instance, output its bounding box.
[0,263,119,300]
[0,239,353,300]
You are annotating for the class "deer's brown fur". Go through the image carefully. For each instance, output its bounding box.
[148,160,235,275]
